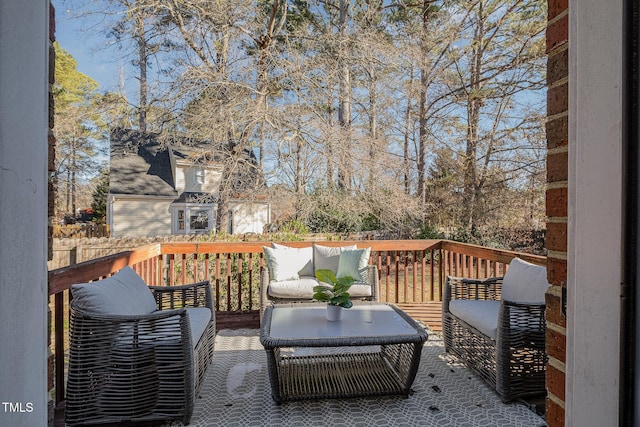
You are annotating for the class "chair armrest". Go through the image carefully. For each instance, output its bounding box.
[443,276,503,314]
[260,267,271,313]
[70,304,188,323]
[444,276,503,301]
[461,277,502,285]
[149,281,213,311]
[69,304,192,348]
[497,300,546,349]
[364,265,380,302]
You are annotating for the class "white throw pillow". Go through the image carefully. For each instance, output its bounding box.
[336,247,371,282]
[501,257,549,303]
[264,246,313,281]
[313,244,357,274]
[271,243,315,276]
[71,266,158,315]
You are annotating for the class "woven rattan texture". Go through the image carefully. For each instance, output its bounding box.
[442,276,547,403]
[66,281,216,426]
[271,343,417,402]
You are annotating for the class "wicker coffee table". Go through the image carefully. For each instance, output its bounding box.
[260,302,428,403]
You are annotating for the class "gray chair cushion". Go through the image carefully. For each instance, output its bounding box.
[186,307,212,348]
[71,266,157,316]
[118,307,212,350]
[449,300,501,340]
[501,257,549,303]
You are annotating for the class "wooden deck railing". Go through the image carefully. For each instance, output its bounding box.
[47,239,545,406]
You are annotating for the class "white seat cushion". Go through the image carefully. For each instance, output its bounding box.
[350,282,373,298]
[268,277,320,298]
[449,300,501,340]
[268,277,372,299]
[502,257,549,303]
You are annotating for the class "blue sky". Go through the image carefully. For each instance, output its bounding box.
[53,0,127,96]
[53,0,128,176]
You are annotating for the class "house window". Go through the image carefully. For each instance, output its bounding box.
[178,210,185,230]
[173,206,215,234]
[190,209,209,231]
[195,169,205,185]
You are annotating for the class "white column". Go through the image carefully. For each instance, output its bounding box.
[0,1,49,426]
[567,0,623,425]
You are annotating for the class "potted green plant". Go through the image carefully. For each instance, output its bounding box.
[312,269,354,321]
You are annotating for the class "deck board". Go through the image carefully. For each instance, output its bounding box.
[55,301,545,426]
[396,301,442,333]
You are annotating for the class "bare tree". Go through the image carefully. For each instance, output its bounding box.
[65,0,547,236]
[445,0,546,231]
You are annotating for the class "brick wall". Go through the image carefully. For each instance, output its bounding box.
[545,0,568,425]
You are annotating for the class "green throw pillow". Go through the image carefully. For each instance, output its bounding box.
[313,244,357,274]
[336,247,371,282]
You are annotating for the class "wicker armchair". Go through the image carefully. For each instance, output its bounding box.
[260,265,379,320]
[442,258,548,403]
[65,271,215,426]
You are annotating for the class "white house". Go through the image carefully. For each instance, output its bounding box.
[107,129,270,237]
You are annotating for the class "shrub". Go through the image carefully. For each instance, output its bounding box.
[416,223,445,240]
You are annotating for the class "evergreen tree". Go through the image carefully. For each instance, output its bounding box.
[53,42,105,219]
[91,167,109,223]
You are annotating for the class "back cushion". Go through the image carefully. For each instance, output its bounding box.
[271,243,314,276]
[501,257,549,303]
[336,247,371,282]
[71,266,158,315]
[313,244,357,274]
[264,246,313,281]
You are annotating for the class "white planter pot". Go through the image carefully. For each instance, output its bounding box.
[326,304,343,321]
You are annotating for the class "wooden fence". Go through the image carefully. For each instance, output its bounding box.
[52,224,110,238]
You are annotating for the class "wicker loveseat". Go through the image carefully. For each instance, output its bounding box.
[65,266,216,426]
[442,257,549,403]
[260,243,379,319]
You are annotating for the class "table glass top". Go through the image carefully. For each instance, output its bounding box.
[268,304,419,339]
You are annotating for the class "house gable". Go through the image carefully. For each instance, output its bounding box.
[109,128,177,197]
[172,152,223,195]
